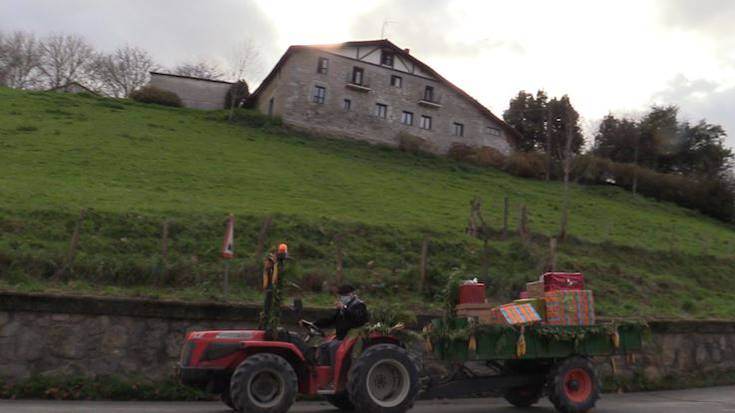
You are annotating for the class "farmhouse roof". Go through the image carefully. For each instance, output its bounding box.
[149,71,234,85]
[250,39,521,145]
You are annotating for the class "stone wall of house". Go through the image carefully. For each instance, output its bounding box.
[1,292,734,390]
[256,49,512,156]
[149,73,232,110]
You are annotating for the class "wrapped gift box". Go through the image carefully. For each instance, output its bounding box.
[497,303,541,325]
[526,281,545,298]
[513,298,546,320]
[543,272,585,292]
[544,290,595,326]
[455,303,498,325]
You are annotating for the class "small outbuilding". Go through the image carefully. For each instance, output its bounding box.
[148,72,233,110]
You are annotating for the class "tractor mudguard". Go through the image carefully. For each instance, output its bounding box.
[241,340,306,361]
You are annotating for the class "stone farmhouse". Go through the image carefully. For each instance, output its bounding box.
[250,40,519,155]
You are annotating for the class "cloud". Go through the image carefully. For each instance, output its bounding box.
[658,0,735,34]
[0,0,279,82]
[658,0,735,65]
[652,74,735,147]
[349,0,525,59]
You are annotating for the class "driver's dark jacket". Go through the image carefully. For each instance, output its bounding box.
[314,297,369,340]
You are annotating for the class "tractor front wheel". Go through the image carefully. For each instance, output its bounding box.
[547,356,600,413]
[347,344,419,413]
[230,353,297,413]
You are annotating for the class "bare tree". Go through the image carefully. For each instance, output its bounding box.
[0,31,43,89]
[228,39,263,83]
[39,33,95,89]
[90,46,156,97]
[173,60,223,80]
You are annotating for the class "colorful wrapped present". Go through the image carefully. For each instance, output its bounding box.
[514,298,546,320]
[497,303,541,325]
[526,281,545,298]
[544,290,595,326]
[543,272,585,292]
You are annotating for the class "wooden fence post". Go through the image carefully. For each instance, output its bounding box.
[420,236,429,293]
[159,220,170,285]
[549,237,557,272]
[54,208,86,281]
[518,204,529,243]
[254,215,272,262]
[334,234,344,286]
[502,196,509,240]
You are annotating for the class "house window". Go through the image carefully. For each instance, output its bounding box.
[375,103,387,119]
[453,122,464,137]
[352,67,364,85]
[401,111,413,125]
[486,126,501,136]
[313,85,326,104]
[420,115,432,130]
[267,97,274,116]
[317,57,329,74]
[391,75,402,88]
[343,99,351,111]
[381,51,394,67]
[424,85,434,102]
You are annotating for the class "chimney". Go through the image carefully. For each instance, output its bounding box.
[404,48,410,54]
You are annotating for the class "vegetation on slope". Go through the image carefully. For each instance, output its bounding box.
[1,88,734,318]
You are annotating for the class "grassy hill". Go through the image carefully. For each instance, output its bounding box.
[1,87,734,318]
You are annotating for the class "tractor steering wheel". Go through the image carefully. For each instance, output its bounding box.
[299,320,325,341]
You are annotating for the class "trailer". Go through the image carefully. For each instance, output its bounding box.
[422,317,645,412]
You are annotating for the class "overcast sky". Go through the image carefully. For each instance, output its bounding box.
[3,0,734,148]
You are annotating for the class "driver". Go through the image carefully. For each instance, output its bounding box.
[301,285,369,365]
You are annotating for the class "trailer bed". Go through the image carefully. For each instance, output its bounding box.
[428,318,644,362]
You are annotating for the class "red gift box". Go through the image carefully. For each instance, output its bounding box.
[543,272,585,292]
[458,283,486,304]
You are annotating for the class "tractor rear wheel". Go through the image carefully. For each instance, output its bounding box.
[325,391,355,411]
[347,343,419,413]
[220,387,235,410]
[547,356,600,413]
[230,353,297,413]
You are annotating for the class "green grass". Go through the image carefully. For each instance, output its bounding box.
[1,87,734,318]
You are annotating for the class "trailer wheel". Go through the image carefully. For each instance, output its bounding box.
[230,353,297,413]
[504,384,543,407]
[325,391,354,411]
[348,343,419,413]
[547,357,600,413]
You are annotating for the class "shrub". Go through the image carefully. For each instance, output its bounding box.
[504,151,547,179]
[224,80,249,109]
[396,132,430,155]
[129,86,182,108]
[447,143,475,162]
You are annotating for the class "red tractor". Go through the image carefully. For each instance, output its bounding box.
[179,314,420,413]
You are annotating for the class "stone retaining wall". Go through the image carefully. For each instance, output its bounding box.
[1,292,734,388]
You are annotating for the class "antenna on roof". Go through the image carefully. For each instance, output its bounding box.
[381,20,397,39]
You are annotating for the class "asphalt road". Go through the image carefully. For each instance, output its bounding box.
[1,386,734,413]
